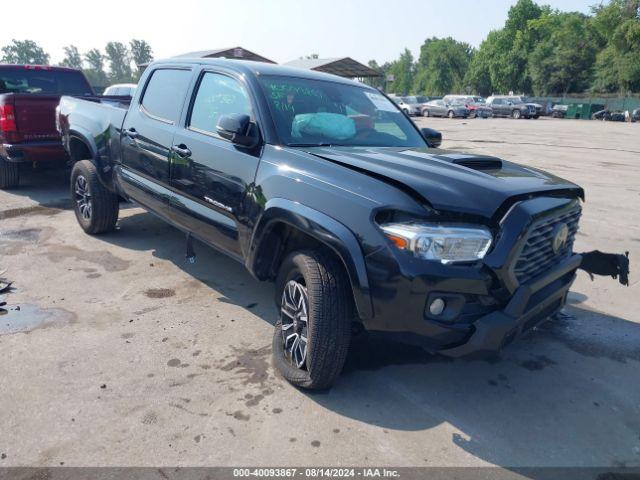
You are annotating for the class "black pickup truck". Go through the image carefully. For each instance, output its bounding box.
[57,59,626,389]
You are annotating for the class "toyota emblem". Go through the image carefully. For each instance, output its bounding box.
[551,223,569,253]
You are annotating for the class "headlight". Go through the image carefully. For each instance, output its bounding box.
[380,222,493,264]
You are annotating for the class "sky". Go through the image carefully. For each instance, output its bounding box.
[2,0,599,66]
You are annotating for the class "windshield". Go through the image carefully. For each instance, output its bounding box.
[0,68,93,95]
[259,76,427,148]
[402,96,418,104]
[415,96,428,103]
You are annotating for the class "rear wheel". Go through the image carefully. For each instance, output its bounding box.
[512,109,522,119]
[448,110,455,119]
[272,249,352,390]
[71,160,119,234]
[0,158,19,189]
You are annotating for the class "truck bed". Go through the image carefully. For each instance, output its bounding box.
[57,95,131,144]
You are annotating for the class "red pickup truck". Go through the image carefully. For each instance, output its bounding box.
[0,64,94,188]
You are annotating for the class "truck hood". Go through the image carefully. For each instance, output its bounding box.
[304,146,583,218]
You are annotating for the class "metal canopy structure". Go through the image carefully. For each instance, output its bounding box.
[284,57,381,79]
[173,47,276,64]
[138,47,276,69]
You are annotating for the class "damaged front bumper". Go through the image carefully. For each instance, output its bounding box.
[440,254,581,357]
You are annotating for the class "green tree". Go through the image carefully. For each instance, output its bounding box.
[105,41,132,83]
[1,39,50,65]
[591,0,640,92]
[84,48,108,88]
[413,37,473,96]
[465,0,546,95]
[387,48,414,94]
[130,39,153,80]
[60,45,83,70]
[362,59,387,90]
[463,37,494,96]
[528,12,597,94]
[130,40,153,67]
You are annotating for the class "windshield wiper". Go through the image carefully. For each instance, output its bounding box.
[288,143,335,147]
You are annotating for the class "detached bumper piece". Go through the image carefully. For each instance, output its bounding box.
[440,254,582,358]
[579,250,630,286]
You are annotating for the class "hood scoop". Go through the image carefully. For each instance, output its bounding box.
[428,152,503,171]
[453,157,503,171]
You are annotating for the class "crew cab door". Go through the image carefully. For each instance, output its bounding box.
[168,69,261,258]
[119,67,193,210]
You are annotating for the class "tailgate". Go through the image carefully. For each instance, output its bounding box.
[12,94,61,142]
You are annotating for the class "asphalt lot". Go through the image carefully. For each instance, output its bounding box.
[0,117,638,469]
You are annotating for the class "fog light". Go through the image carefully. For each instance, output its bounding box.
[429,298,446,316]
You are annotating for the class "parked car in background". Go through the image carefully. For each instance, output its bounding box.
[103,83,137,97]
[443,95,492,118]
[551,104,568,118]
[421,99,469,118]
[390,95,428,116]
[58,58,614,389]
[592,109,625,122]
[0,64,94,188]
[507,95,543,117]
[486,95,537,119]
[631,108,640,122]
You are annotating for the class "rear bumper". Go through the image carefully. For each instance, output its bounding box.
[439,254,581,357]
[1,141,67,163]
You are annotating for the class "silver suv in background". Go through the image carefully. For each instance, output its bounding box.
[103,83,137,97]
[421,99,470,118]
[443,95,493,118]
[389,95,429,116]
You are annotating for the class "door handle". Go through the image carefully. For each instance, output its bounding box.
[125,128,139,139]
[172,145,192,158]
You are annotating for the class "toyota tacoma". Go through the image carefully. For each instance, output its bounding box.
[57,59,627,389]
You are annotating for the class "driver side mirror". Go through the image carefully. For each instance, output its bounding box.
[216,114,259,148]
[421,128,442,148]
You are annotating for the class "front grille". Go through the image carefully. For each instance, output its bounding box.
[513,203,581,284]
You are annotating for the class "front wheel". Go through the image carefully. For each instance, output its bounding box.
[512,109,522,119]
[0,158,19,189]
[448,110,455,119]
[71,160,119,234]
[272,249,352,390]
[422,109,430,118]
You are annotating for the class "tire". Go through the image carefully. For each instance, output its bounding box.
[272,249,353,390]
[70,160,119,234]
[422,109,430,118]
[469,110,477,119]
[532,115,539,119]
[0,158,19,189]
[512,109,521,119]
[448,110,455,119]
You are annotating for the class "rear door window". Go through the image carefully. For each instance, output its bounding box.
[141,69,192,123]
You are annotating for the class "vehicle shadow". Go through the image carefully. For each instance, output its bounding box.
[2,164,71,209]
[99,208,279,325]
[100,208,640,471]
